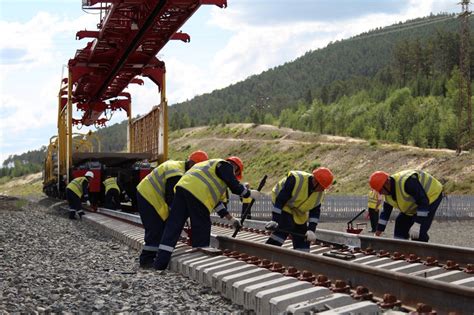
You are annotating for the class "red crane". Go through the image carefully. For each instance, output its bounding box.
[65,0,227,127]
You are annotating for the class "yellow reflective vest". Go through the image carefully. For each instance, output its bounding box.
[271,171,324,225]
[385,170,443,215]
[103,177,120,194]
[368,190,381,211]
[220,188,230,204]
[176,159,228,212]
[67,177,88,198]
[242,196,252,204]
[137,160,185,220]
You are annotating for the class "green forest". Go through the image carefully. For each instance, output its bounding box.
[169,14,473,149]
[2,14,472,180]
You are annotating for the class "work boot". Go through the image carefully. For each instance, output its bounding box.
[69,211,77,220]
[139,250,156,268]
[139,261,154,269]
[153,251,172,270]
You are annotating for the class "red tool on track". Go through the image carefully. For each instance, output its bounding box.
[346,209,367,234]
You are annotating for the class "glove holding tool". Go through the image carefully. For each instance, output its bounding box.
[232,175,267,238]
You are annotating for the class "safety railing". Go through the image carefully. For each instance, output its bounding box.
[225,194,474,220]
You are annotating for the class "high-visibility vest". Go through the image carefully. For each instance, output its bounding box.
[67,177,88,198]
[137,160,185,220]
[220,189,229,204]
[242,196,252,204]
[271,171,324,224]
[103,177,120,194]
[176,159,228,212]
[368,190,380,210]
[385,170,443,215]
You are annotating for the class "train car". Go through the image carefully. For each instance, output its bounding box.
[43,0,227,210]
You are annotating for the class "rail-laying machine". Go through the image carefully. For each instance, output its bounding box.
[43,0,227,209]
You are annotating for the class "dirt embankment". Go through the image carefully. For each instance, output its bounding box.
[1,124,472,196]
[169,123,473,195]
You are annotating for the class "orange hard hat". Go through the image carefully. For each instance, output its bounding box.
[188,150,209,164]
[369,171,389,193]
[226,156,243,180]
[312,167,334,189]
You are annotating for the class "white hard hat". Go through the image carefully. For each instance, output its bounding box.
[85,171,94,178]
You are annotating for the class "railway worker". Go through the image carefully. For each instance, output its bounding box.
[265,167,334,252]
[240,182,253,219]
[136,150,209,268]
[369,170,443,242]
[367,189,383,233]
[66,171,94,220]
[103,175,121,210]
[153,156,263,270]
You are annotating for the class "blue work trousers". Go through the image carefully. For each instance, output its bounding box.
[67,188,82,210]
[266,211,310,251]
[154,187,212,270]
[105,189,121,210]
[137,191,166,266]
[394,193,443,242]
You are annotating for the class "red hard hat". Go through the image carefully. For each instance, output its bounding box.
[312,167,334,189]
[226,156,243,180]
[188,150,209,164]
[369,171,389,193]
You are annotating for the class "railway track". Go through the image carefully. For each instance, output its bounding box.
[58,203,474,314]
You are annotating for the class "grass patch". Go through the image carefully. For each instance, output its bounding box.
[0,176,12,185]
[14,199,28,209]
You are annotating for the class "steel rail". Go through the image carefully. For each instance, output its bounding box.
[212,216,474,265]
[215,235,474,314]
[84,205,474,313]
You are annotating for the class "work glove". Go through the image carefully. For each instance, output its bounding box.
[265,221,279,231]
[230,217,242,229]
[409,222,421,240]
[86,200,91,206]
[249,189,262,200]
[305,230,317,242]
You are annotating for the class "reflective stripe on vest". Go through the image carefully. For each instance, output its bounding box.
[67,177,87,198]
[271,171,324,224]
[137,160,185,221]
[176,159,227,212]
[385,170,443,215]
[103,177,120,194]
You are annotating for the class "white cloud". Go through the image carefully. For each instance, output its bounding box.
[0,11,97,162]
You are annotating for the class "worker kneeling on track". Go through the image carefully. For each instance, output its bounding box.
[153,156,262,270]
[265,167,334,252]
[136,150,209,268]
[103,175,121,210]
[66,171,94,220]
[369,169,443,242]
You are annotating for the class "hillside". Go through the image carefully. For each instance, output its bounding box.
[167,124,473,195]
[169,14,472,127]
[2,124,472,196]
[2,14,472,182]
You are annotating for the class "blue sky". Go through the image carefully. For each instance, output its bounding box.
[0,0,459,164]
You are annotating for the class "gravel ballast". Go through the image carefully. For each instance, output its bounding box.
[1,197,472,313]
[0,198,242,314]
